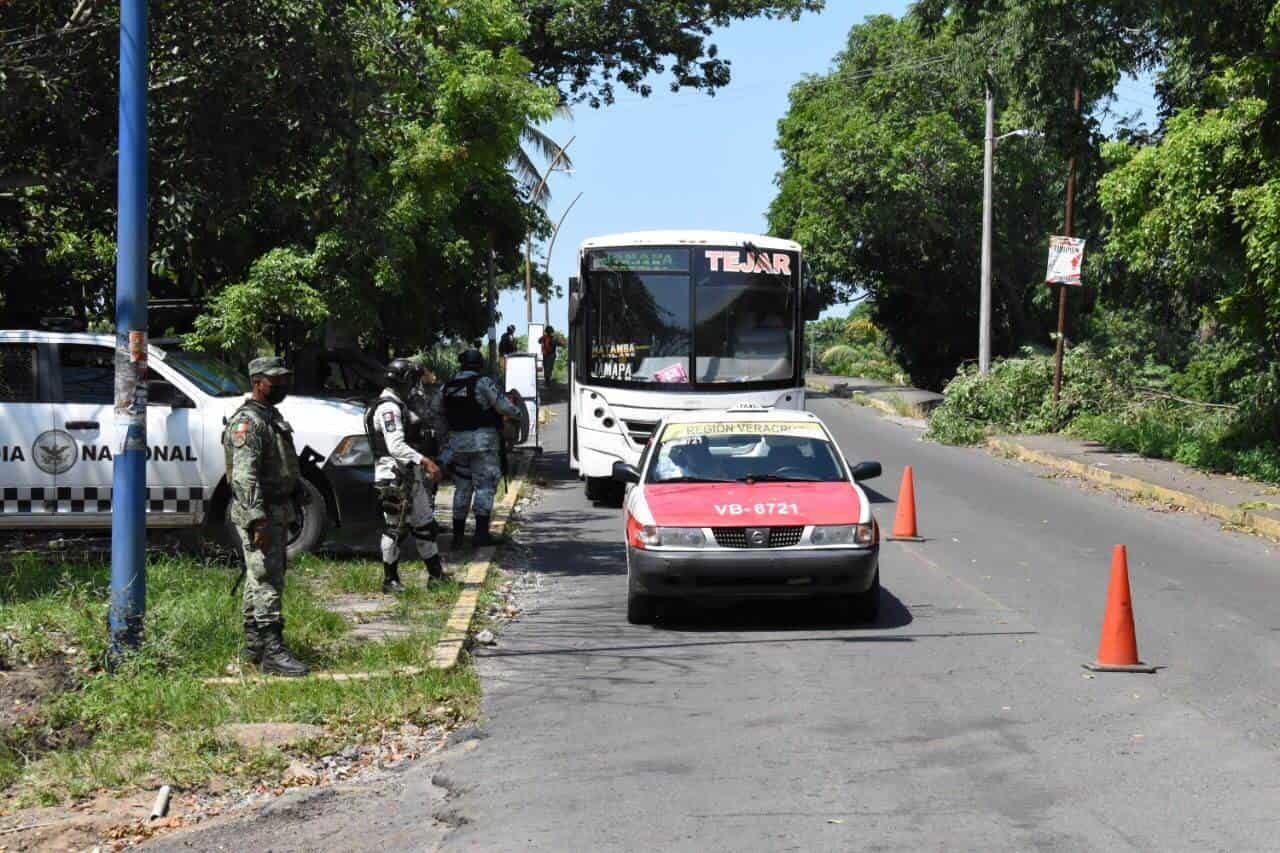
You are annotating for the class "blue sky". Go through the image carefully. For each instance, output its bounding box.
[497,2,1156,335]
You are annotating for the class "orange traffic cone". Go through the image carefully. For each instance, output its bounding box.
[1084,545,1156,673]
[887,465,923,541]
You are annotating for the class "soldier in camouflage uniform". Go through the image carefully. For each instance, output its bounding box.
[222,356,309,677]
[428,349,520,548]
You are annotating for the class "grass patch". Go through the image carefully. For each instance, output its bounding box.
[0,550,475,811]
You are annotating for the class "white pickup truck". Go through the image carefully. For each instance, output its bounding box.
[0,331,380,555]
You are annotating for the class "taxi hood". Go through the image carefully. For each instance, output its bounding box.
[643,481,865,527]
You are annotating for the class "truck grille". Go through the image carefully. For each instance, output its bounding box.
[711,526,804,549]
[623,419,659,445]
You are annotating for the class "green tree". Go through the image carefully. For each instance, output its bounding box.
[769,14,1066,387]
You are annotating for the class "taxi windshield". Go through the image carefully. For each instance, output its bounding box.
[647,424,846,484]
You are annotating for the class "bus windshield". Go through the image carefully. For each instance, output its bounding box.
[586,245,797,388]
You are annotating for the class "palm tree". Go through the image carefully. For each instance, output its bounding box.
[512,104,573,207]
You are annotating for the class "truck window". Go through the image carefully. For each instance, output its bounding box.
[58,345,114,404]
[0,343,38,402]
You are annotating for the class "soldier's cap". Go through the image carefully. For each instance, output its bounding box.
[248,356,292,378]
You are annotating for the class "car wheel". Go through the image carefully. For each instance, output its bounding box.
[287,478,327,559]
[627,591,656,625]
[846,570,881,623]
[584,476,610,502]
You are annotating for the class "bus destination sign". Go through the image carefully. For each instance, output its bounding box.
[590,248,690,273]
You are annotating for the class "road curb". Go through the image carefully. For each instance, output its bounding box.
[202,453,534,686]
[429,452,533,670]
[988,437,1280,542]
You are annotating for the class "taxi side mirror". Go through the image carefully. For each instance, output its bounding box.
[852,461,881,482]
[612,461,641,484]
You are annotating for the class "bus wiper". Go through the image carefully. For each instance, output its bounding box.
[739,473,821,483]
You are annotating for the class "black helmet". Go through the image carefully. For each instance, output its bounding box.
[458,348,485,371]
[386,358,423,393]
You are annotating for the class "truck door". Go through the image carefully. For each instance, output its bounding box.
[0,340,55,527]
[49,341,203,527]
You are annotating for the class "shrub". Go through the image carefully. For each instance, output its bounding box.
[926,347,1125,444]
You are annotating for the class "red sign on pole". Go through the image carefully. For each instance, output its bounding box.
[1045,236,1086,286]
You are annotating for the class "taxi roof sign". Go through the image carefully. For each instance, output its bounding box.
[727,403,771,411]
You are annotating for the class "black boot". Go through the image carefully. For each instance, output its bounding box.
[426,554,445,580]
[382,561,405,594]
[242,619,264,665]
[472,514,507,547]
[260,621,310,678]
[451,519,467,551]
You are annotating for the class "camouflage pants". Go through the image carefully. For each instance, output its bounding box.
[235,511,288,627]
[377,464,438,564]
[452,448,501,518]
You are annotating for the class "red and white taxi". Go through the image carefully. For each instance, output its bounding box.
[612,407,882,624]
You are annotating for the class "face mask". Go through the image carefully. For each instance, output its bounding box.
[265,383,289,405]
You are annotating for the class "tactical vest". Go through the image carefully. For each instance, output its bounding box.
[364,396,410,459]
[442,375,493,431]
[223,400,300,500]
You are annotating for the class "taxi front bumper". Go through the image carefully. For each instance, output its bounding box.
[627,544,878,599]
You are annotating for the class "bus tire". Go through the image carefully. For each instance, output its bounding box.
[585,476,610,503]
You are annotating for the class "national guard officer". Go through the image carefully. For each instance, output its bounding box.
[368,358,443,593]
[223,356,309,677]
[429,348,521,548]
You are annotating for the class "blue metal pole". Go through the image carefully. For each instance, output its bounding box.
[109,0,149,660]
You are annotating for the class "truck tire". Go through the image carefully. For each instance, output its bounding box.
[286,478,327,559]
[219,477,327,559]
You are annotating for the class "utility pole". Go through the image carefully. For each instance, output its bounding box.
[110,0,149,662]
[979,76,995,374]
[1052,86,1082,403]
[525,137,575,325]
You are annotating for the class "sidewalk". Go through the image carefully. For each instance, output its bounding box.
[806,373,944,418]
[807,374,1280,541]
[989,433,1280,540]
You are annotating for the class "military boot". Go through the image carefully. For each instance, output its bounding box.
[242,619,264,665]
[451,519,467,551]
[382,561,405,594]
[260,622,310,678]
[426,554,445,581]
[472,514,508,547]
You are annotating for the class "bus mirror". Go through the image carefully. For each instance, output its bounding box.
[803,285,822,321]
[568,275,580,293]
[568,291,583,324]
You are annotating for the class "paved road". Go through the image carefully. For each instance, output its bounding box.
[154,393,1280,852]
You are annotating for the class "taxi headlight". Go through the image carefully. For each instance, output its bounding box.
[328,435,374,467]
[657,527,706,548]
[811,523,876,547]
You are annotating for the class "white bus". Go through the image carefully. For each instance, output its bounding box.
[567,230,819,499]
